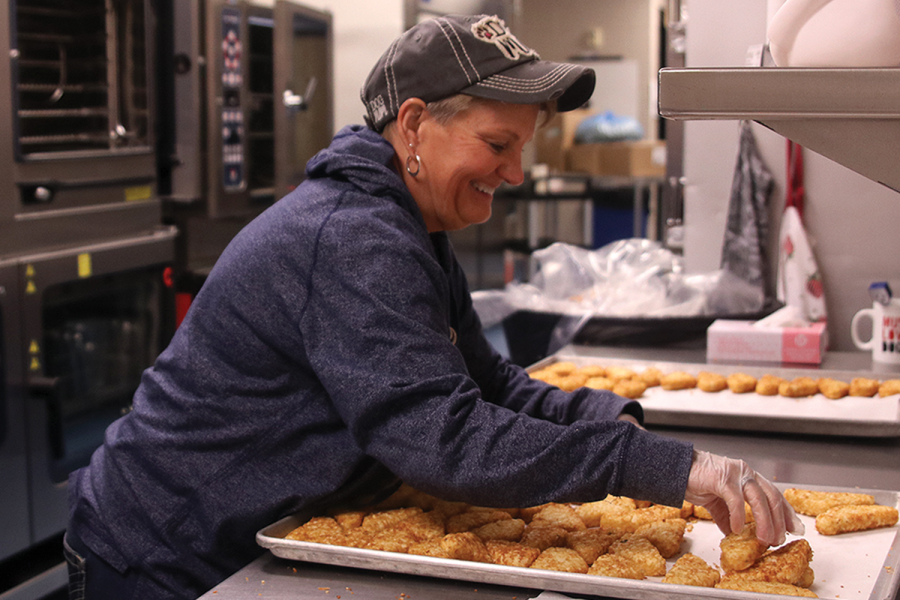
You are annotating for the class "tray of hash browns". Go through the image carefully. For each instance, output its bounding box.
[525,355,900,437]
[258,482,900,600]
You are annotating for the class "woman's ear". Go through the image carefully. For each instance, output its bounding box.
[394,98,428,149]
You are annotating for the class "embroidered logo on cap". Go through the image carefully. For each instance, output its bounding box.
[471,16,537,61]
[368,95,388,123]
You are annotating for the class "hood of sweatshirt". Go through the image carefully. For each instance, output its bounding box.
[306,125,407,198]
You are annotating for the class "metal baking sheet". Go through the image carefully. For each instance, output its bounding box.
[257,484,900,600]
[534,355,900,437]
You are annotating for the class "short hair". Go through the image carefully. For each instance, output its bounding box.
[383,95,558,137]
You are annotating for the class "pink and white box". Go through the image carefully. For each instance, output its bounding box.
[706,319,828,365]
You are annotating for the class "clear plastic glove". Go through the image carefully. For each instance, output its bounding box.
[684,450,804,546]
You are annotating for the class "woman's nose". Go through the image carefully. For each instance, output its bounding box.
[499,155,526,186]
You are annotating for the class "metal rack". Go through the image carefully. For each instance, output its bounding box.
[14,0,150,156]
[658,67,900,194]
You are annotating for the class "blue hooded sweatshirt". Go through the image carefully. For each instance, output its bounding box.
[68,125,692,597]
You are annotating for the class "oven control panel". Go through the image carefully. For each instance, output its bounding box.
[221,7,244,191]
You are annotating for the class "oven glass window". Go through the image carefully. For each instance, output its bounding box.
[42,268,167,482]
[14,0,151,156]
[0,301,6,447]
[247,15,275,197]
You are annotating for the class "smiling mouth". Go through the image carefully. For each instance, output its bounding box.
[472,181,496,197]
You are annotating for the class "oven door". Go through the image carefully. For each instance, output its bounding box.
[199,0,333,215]
[273,0,333,201]
[20,227,176,544]
[4,0,163,256]
[0,263,30,561]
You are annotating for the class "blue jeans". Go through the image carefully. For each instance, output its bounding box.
[63,529,138,600]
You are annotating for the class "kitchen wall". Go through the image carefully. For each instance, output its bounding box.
[518,0,665,140]
[682,0,900,351]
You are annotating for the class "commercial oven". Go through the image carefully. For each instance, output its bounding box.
[0,1,177,596]
[158,0,333,299]
[0,228,176,595]
[0,0,164,257]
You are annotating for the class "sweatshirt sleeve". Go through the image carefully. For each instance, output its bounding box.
[301,202,692,509]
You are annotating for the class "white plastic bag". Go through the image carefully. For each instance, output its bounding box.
[776,141,827,323]
[502,239,766,319]
[777,205,827,322]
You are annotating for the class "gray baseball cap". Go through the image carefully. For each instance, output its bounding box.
[361,14,596,132]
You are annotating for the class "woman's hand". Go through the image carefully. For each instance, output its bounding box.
[684,449,804,546]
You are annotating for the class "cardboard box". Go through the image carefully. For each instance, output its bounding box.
[566,140,667,177]
[706,319,828,365]
[534,109,591,173]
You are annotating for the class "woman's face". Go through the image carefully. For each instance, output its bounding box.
[411,100,540,232]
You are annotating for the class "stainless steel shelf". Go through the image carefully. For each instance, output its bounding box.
[658,67,900,193]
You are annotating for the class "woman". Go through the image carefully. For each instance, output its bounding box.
[65,14,801,599]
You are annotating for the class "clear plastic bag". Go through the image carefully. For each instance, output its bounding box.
[472,239,766,348]
[526,239,762,316]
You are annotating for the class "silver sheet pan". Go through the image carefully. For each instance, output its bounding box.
[532,355,900,437]
[257,484,900,600]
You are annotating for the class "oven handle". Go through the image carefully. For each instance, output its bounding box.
[283,77,317,113]
[29,376,64,460]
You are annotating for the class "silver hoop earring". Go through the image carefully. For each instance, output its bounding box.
[406,153,421,177]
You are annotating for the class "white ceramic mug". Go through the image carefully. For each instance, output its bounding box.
[851,299,900,364]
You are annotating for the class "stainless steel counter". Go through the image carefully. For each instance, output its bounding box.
[198,554,543,599]
[199,346,900,599]
[562,345,900,491]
